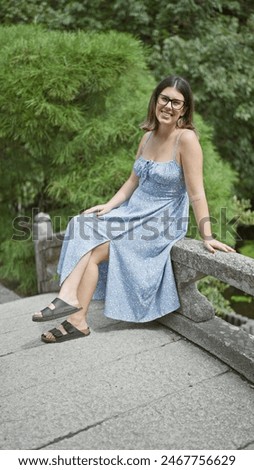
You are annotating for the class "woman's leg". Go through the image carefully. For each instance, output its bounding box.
[58,251,93,305]
[42,242,110,340]
[33,250,93,318]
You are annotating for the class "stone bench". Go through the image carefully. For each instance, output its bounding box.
[33,212,254,383]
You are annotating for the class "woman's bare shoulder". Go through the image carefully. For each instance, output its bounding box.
[180,128,199,144]
[180,129,201,155]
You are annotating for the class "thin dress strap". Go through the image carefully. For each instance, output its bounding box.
[140,131,153,154]
[172,130,186,161]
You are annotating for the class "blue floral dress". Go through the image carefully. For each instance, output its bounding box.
[57,132,189,322]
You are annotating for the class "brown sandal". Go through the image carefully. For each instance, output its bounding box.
[32,297,82,322]
[41,320,90,343]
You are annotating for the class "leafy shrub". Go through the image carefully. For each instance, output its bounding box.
[0,25,153,292]
[197,276,233,318]
[0,25,153,217]
[238,241,254,259]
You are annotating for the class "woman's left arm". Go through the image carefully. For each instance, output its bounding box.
[180,130,235,254]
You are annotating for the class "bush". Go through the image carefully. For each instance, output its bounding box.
[0,25,153,215]
[197,276,233,318]
[0,25,154,292]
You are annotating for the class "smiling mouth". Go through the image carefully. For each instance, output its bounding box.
[161,111,172,116]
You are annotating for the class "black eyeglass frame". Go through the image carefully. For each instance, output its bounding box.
[157,94,185,110]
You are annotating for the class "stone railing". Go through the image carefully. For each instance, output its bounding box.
[33,213,64,294]
[171,237,254,321]
[33,212,254,383]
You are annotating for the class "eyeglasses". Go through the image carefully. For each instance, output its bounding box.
[157,94,185,110]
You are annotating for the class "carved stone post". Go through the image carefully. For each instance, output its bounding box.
[33,212,53,293]
[173,261,215,322]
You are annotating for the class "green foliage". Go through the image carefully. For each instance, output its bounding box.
[0,23,248,295]
[197,276,233,318]
[0,0,254,205]
[0,239,37,295]
[238,241,254,259]
[2,0,252,201]
[231,198,254,226]
[0,25,154,293]
[231,295,252,303]
[0,25,153,216]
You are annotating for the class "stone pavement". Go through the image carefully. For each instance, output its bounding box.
[0,283,20,304]
[0,293,254,450]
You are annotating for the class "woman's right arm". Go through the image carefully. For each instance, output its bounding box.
[83,133,147,216]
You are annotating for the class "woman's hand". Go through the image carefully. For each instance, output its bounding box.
[82,204,113,216]
[203,238,236,254]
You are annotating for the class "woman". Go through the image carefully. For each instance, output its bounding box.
[33,75,235,343]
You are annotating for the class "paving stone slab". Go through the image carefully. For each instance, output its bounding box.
[0,284,20,304]
[1,295,253,451]
[0,309,229,449]
[42,372,254,450]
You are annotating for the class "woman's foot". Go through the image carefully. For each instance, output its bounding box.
[41,311,90,343]
[32,297,82,322]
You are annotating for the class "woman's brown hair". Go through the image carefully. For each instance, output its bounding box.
[141,75,195,131]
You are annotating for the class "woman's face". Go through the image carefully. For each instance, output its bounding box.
[155,86,185,127]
